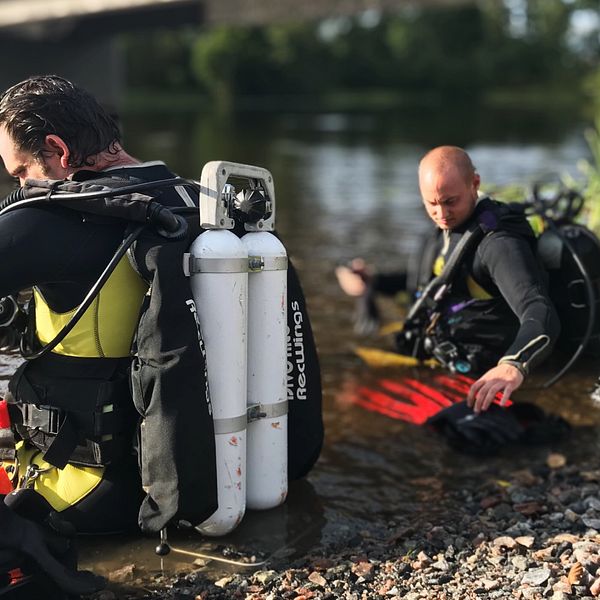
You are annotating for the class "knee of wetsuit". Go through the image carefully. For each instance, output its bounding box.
[4,488,53,523]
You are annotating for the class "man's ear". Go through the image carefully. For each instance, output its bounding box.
[43,134,70,169]
[472,173,481,194]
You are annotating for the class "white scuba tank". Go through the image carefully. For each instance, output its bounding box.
[188,161,289,535]
[241,231,288,510]
[189,229,248,536]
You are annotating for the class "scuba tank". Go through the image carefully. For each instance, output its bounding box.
[190,162,288,536]
[241,236,288,510]
[188,184,249,537]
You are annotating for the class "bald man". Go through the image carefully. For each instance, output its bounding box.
[413,146,559,412]
[338,146,560,413]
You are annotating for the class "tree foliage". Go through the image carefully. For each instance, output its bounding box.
[120,0,599,106]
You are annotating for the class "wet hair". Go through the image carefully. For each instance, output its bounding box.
[0,75,121,168]
[419,146,477,183]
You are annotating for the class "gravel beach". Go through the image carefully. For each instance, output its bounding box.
[90,450,600,600]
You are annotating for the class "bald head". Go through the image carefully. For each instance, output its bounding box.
[418,146,480,230]
[419,146,476,184]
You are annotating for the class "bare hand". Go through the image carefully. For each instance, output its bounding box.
[335,258,371,297]
[467,363,524,414]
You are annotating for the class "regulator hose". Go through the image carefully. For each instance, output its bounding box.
[21,224,145,361]
[0,177,199,238]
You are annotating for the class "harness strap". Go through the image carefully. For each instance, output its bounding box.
[405,218,490,323]
[8,363,136,468]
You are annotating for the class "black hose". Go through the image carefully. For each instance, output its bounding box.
[21,224,145,361]
[1,180,201,361]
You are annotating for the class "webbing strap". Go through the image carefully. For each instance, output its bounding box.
[406,220,487,322]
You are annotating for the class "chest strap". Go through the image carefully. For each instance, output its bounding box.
[405,218,490,325]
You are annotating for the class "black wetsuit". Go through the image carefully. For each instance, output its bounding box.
[394,198,561,375]
[2,162,189,533]
[2,161,323,532]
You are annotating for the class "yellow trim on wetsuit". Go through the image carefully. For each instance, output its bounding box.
[34,256,148,358]
[15,442,104,512]
[433,254,493,301]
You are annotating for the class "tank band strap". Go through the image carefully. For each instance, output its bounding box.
[248,256,288,272]
[213,400,289,433]
[184,256,248,275]
[213,414,247,435]
[184,254,288,275]
[247,400,288,422]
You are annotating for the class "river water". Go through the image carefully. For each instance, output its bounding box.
[2,103,600,582]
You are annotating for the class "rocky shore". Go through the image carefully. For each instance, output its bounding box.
[91,451,600,600]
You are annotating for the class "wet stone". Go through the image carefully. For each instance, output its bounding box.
[308,572,327,587]
[493,536,518,550]
[521,568,551,586]
[109,564,136,583]
[563,508,579,523]
[582,517,600,530]
[516,536,535,549]
[521,587,543,599]
[511,556,529,571]
[584,497,600,511]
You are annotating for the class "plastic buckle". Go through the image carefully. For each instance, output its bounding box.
[22,404,63,435]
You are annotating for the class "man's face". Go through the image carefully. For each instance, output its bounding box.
[419,165,480,230]
[0,126,66,186]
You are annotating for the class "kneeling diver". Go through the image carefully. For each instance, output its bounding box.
[338,146,561,412]
[0,75,323,544]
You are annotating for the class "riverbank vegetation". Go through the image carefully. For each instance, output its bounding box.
[120,0,599,114]
[119,0,600,229]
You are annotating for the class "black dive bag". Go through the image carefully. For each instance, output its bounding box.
[537,223,600,356]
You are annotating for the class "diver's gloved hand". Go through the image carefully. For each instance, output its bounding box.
[0,492,106,595]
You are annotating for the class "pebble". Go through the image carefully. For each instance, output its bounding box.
[110,457,600,600]
[511,556,528,571]
[493,536,517,549]
[308,572,327,587]
[521,567,551,586]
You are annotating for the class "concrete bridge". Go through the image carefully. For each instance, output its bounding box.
[0,0,470,102]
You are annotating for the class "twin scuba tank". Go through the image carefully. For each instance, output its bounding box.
[186,162,288,536]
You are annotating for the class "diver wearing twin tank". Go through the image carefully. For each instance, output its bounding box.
[415,196,561,375]
[0,163,324,533]
[0,76,323,540]
[1,162,192,533]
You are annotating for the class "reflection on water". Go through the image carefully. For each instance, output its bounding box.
[1,104,599,577]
